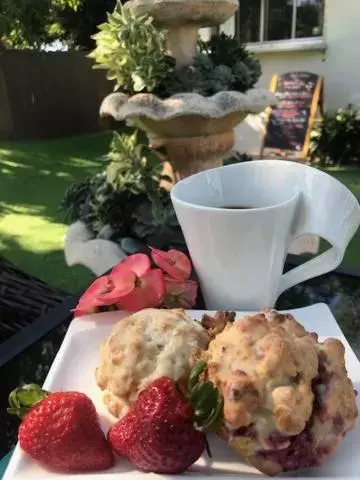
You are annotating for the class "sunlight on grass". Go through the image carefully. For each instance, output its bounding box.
[0,131,112,292]
[0,203,46,215]
[0,211,94,293]
[0,214,66,253]
[0,158,32,169]
[68,156,105,167]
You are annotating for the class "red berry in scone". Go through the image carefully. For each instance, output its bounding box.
[108,362,223,474]
[8,384,114,473]
[202,309,358,476]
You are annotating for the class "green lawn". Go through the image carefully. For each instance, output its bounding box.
[321,167,360,267]
[0,132,112,293]
[325,167,360,199]
[0,135,360,294]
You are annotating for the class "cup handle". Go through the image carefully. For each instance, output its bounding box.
[277,191,360,298]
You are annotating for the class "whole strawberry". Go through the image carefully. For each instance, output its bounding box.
[108,362,223,474]
[8,384,114,473]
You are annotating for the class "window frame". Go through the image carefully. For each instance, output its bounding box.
[236,0,325,46]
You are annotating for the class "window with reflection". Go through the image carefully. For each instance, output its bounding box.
[237,0,261,43]
[236,0,324,43]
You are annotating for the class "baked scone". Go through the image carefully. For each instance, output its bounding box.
[95,308,209,418]
[202,309,358,476]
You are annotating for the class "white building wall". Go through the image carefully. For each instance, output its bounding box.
[209,0,360,154]
[323,0,360,110]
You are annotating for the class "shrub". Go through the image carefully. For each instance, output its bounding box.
[310,105,360,165]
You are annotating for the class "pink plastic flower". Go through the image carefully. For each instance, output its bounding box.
[73,251,197,316]
[162,275,198,309]
[73,275,123,317]
[113,253,151,277]
[110,254,165,311]
[150,248,192,281]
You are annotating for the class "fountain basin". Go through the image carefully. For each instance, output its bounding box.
[124,0,238,27]
[100,90,277,177]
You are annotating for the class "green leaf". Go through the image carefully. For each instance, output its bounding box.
[188,361,206,391]
[186,362,224,432]
[88,1,170,94]
[8,384,49,419]
[200,397,224,432]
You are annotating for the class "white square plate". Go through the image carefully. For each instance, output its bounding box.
[3,303,360,480]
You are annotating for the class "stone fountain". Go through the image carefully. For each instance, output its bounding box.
[99,0,277,179]
[64,0,278,273]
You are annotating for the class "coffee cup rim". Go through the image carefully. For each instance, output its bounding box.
[171,160,301,212]
[170,190,300,212]
[171,159,359,212]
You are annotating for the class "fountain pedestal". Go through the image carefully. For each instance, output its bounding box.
[150,131,233,179]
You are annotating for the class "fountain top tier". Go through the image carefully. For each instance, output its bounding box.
[123,0,238,29]
[99,1,278,179]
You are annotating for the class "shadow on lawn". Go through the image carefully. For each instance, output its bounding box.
[0,132,112,223]
[0,233,94,293]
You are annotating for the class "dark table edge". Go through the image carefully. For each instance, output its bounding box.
[0,295,79,370]
[1,255,359,370]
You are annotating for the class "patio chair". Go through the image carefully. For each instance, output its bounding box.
[0,256,69,344]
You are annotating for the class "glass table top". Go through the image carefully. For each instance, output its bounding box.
[1,268,360,459]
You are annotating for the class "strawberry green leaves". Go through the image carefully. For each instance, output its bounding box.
[8,384,49,419]
[187,362,224,433]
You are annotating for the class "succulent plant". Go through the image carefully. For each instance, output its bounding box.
[105,130,163,195]
[160,33,262,97]
[132,194,185,249]
[60,127,183,248]
[89,1,261,98]
[89,1,174,94]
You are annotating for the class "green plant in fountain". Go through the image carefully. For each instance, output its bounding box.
[132,191,184,248]
[60,127,185,248]
[106,128,162,193]
[159,33,262,97]
[89,2,174,94]
[89,2,261,98]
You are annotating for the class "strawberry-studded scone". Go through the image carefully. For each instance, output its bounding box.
[95,308,209,418]
[202,309,358,476]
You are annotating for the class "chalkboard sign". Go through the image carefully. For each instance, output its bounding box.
[261,71,323,160]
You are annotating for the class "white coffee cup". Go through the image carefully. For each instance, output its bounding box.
[171,160,360,310]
